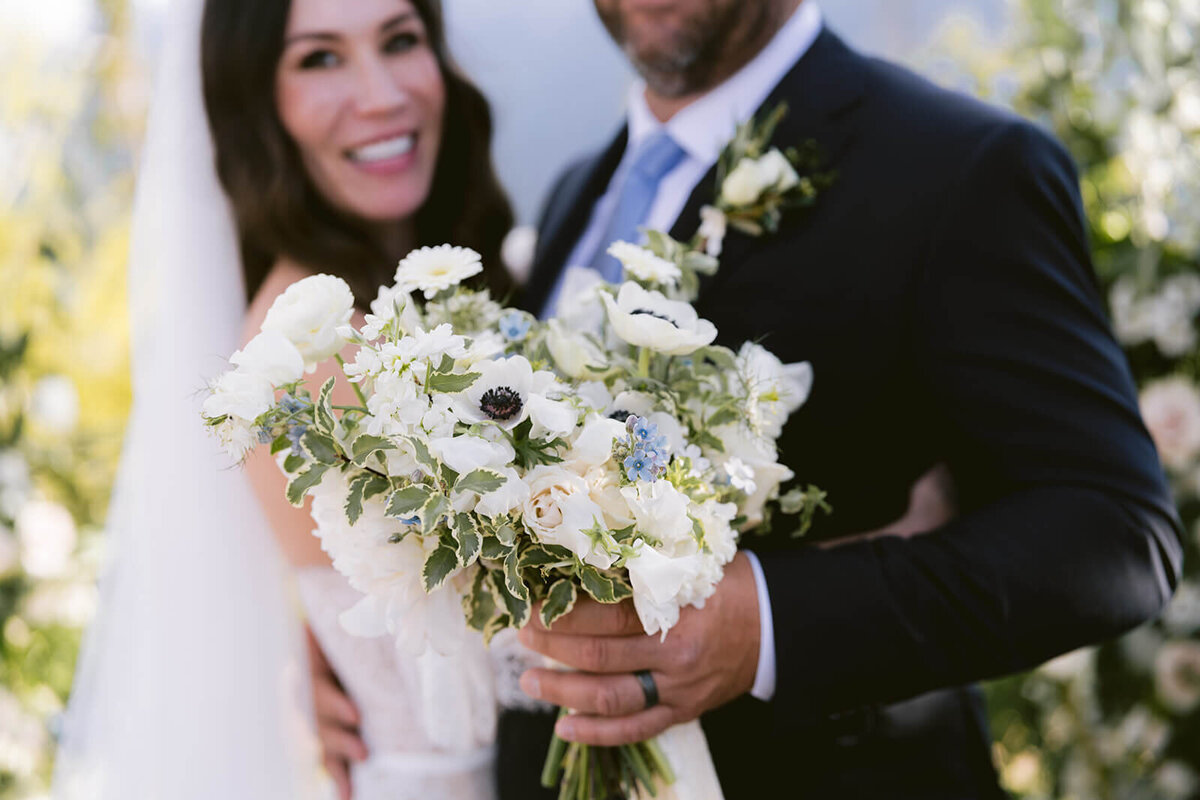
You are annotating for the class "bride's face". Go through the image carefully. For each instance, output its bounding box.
[276,0,445,224]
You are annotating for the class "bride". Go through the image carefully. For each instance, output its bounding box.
[54,0,524,798]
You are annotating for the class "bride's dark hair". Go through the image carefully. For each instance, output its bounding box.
[200,0,514,307]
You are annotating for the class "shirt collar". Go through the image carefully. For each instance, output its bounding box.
[626,1,824,164]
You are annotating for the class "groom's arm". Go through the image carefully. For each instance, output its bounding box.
[759,119,1184,724]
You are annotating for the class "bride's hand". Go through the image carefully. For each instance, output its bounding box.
[817,462,956,548]
[307,625,367,800]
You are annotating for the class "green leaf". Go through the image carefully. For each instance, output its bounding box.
[301,429,341,465]
[480,534,511,561]
[344,473,373,526]
[454,468,506,496]
[488,569,530,628]
[361,472,391,500]
[578,566,632,604]
[539,579,578,628]
[425,370,481,394]
[482,611,511,645]
[351,434,394,466]
[315,377,337,433]
[518,545,564,570]
[405,436,440,477]
[693,346,738,371]
[419,493,451,535]
[705,407,739,429]
[453,513,482,567]
[462,568,497,631]
[285,463,329,506]
[282,452,306,474]
[504,546,529,601]
[269,433,291,455]
[422,539,459,592]
[495,523,518,547]
[386,485,432,518]
[692,429,725,454]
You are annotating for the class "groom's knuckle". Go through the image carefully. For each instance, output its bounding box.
[672,640,701,671]
[596,683,623,716]
[580,637,609,670]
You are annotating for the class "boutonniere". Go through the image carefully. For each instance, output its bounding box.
[697,102,836,258]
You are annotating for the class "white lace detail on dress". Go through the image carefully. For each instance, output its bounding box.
[488,628,556,713]
[296,567,497,800]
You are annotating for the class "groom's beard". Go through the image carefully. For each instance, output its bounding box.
[595,0,781,98]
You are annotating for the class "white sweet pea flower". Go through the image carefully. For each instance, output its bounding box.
[620,481,696,555]
[453,354,536,430]
[429,434,514,474]
[395,244,483,299]
[230,330,305,386]
[736,342,813,438]
[577,381,613,413]
[711,424,794,529]
[695,499,739,563]
[522,465,617,569]
[606,241,681,286]
[626,543,707,638]
[555,266,608,335]
[475,466,531,519]
[568,416,626,466]
[261,274,355,370]
[203,369,274,422]
[601,282,717,356]
[527,394,579,440]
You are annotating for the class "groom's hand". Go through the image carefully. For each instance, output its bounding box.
[517,551,761,746]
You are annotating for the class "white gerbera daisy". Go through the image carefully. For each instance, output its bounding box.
[606,241,681,286]
[395,245,484,299]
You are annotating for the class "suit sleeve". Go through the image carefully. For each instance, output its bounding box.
[757,120,1185,724]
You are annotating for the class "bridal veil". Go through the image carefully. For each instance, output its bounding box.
[52,0,319,796]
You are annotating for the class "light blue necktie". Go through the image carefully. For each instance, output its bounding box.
[589,130,687,282]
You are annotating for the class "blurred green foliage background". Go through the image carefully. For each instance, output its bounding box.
[0,0,1196,797]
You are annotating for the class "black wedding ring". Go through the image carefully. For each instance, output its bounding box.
[634,669,659,709]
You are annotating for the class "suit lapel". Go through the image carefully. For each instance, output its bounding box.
[669,28,868,295]
[520,129,629,314]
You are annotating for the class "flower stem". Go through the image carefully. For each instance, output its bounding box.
[335,354,369,407]
[637,347,651,378]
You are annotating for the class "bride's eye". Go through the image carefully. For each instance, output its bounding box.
[299,49,340,70]
[383,32,420,54]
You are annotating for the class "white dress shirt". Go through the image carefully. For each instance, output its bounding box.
[563,2,825,702]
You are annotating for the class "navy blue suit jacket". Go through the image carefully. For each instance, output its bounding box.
[504,27,1183,799]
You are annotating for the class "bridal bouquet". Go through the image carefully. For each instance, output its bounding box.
[202,234,823,799]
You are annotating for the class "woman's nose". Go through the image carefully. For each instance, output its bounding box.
[352,55,408,116]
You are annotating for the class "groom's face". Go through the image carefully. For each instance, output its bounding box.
[594,0,786,97]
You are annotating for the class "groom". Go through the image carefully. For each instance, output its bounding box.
[499,0,1184,796]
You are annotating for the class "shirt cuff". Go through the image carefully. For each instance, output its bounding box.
[742,550,776,701]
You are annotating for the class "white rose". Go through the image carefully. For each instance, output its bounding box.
[602,282,717,356]
[16,500,77,578]
[522,466,616,569]
[203,369,274,422]
[230,330,305,386]
[1140,377,1200,471]
[756,148,801,192]
[620,481,695,555]
[262,274,355,370]
[720,157,769,206]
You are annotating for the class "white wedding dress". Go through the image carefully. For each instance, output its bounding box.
[297,567,552,800]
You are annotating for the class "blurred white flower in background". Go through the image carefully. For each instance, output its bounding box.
[0,687,46,779]
[15,500,77,579]
[0,451,31,521]
[501,225,537,284]
[1139,376,1200,472]
[1154,640,1200,714]
[29,375,79,434]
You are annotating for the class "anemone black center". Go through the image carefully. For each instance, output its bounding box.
[630,308,678,327]
[479,386,523,420]
[608,410,632,423]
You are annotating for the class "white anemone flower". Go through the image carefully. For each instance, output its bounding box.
[606,241,681,286]
[395,244,483,299]
[454,355,536,430]
[601,282,717,356]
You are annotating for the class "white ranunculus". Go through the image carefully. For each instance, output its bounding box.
[30,375,79,434]
[16,500,77,578]
[522,465,616,569]
[545,320,608,379]
[626,543,706,638]
[1155,640,1200,713]
[395,244,484,299]
[606,241,681,286]
[620,481,695,555]
[230,330,305,386]
[698,205,727,257]
[262,274,355,370]
[203,369,274,422]
[1140,377,1200,471]
[602,282,717,356]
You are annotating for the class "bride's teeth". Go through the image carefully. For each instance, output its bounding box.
[349,135,414,163]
